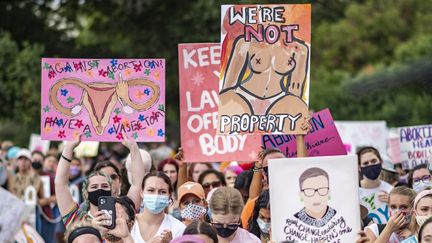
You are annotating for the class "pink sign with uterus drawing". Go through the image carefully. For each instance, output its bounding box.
[41,58,165,142]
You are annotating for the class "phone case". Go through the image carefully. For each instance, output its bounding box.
[98,196,116,229]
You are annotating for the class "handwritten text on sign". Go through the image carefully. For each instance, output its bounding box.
[399,125,432,169]
[178,43,261,162]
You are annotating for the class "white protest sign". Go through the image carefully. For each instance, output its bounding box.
[335,121,388,155]
[29,133,50,154]
[398,124,432,170]
[0,188,26,243]
[269,155,360,243]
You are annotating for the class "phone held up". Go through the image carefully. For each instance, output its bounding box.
[98,196,116,229]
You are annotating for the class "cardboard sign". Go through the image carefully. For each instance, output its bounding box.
[29,134,50,154]
[41,58,165,142]
[178,43,261,162]
[262,109,346,157]
[334,121,388,155]
[217,4,311,135]
[0,188,25,242]
[269,155,360,242]
[398,124,432,170]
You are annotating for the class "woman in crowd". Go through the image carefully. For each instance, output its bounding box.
[178,181,208,226]
[364,186,416,242]
[198,169,226,197]
[209,187,260,243]
[358,146,394,224]
[158,158,179,192]
[183,221,219,243]
[223,165,243,188]
[419,217,432,243]
[131,171,186,242]
[409,164,432,193]
[248,190,271,243]
[410,189,432,236]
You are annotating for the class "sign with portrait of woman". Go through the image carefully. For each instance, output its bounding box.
[268,155,361,243]
[217,4,311,135]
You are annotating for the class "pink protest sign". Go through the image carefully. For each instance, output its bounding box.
[178,43,261,162]
[41,58,165,142]
[262,109,346,157]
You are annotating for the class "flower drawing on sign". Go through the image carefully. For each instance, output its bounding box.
[191,72,204,86]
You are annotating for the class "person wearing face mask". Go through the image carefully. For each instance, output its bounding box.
[131,171,186,243]
[358,146,394,225]
[178,182,208,226]
[209,187,260,243]
[55,138,113,229]
[248,190,271,243]
[363,186,416,242]
[100,196,136,243]
[409,190,432,237]
[409,164,432,193]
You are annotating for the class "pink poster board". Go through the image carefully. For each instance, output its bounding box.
[262,109,347,157]
[41,58,165,142]
[178,43,261,162]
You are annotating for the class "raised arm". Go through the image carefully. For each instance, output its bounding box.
[175,148,188,189]
[55,139,80,216]
[248,160,263,200]
[123,136,146,211]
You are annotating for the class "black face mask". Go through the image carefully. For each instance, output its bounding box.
[31,161,42,170]
[215,225,238,238]
[87,189,111,206]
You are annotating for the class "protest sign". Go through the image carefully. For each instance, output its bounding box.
[269,155,360,242]
[398,124,432,170]
[0,188,25,242]
[217,4,311,135]
[178,43,261,162]
[29,134,50,154]
[262,109,346,158]
[334,121,388,155]
[41,58,165,142]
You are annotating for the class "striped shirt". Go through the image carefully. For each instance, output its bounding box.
[61,203,91,229]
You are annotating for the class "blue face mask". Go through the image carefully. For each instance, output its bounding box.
[142,194,170,214]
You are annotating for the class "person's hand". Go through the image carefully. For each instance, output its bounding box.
[116,74,129,99]
[356,231,373,243]
[92,210,112,230]
[107,204,130,239]
[397,228,412,240]
[175,147,185,166]
[122,133,138,151]
[377,190,389,203]
[386,211,406,233]
[159,229,172,243]
[64,133,82,151]
[300,113,312,134]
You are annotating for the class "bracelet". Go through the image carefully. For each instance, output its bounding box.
[253,166,263,172]
[61,154,72,163]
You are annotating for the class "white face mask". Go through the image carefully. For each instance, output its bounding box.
[180,203,207,221]
[413,181,432,193]
[256,217,271,234]
[416,215,432,227]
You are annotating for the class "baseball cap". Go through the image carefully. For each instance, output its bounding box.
[178,182,205,203]
[16,149,32,161]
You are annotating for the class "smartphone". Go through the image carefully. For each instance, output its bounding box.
[98,196,116,229]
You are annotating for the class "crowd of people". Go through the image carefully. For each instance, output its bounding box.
[1,122,432,243]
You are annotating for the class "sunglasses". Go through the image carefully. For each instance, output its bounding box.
[211,222,240,230]
[202,181,221,190]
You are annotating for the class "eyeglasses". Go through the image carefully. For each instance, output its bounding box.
[202,181,221,190]
[211,222,240,230]
[413,175,431,185]
[301,187,329,197]
[110,173,120,181]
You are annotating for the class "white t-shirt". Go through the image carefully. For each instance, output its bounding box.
[365,223,400,243]
[230,227,261,243]
[131,214,186,243]
[359,180,393,224]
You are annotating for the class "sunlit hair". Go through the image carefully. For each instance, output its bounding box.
[82,171,112,209]
[256,147,283,162]
[209,187,244,216]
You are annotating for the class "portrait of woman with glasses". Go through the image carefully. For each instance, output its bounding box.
[294,167,336,227]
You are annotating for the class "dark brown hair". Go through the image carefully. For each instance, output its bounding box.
[141,171,173,194]
[357,146,382,165]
